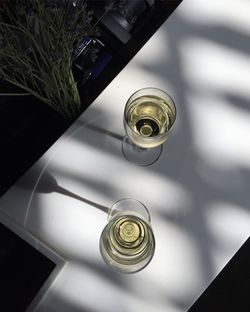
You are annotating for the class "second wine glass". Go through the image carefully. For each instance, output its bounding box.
[122,87,176,166]
[99,198,155,273]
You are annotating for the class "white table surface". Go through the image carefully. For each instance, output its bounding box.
[1,1,250,311]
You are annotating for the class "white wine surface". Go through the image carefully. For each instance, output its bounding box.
[100,214,155,273]
[124,95,176,148]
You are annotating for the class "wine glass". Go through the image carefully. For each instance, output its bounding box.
[99,198,155,274]
[122,87,176,166]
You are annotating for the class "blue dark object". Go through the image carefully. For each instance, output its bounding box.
[72,36,92,62]
[92,51,112,78]
[72,36,112,84]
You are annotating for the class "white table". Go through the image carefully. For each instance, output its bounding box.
[1,1,250,311]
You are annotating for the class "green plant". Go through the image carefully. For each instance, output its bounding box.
[0,0,96,119]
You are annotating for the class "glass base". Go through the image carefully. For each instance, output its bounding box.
[122,136,162,166]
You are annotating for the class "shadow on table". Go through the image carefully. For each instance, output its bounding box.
[85,123,124,142]
[19,167,109,214]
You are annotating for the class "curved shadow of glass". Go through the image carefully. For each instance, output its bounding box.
[86,123,124,142]
[19,167,109,214]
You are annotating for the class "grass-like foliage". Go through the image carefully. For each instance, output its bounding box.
[0,0,96,119]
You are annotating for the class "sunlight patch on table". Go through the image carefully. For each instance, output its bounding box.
[181,39,250,98]
[178,0,250,35]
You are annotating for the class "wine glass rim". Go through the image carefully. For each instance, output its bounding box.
[125,87,176,109]
[108,198,151,223]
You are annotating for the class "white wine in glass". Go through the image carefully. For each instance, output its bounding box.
[99,199,155,273]
[123,88,176,166]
